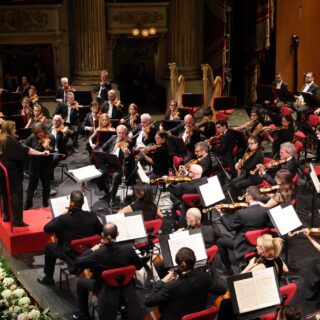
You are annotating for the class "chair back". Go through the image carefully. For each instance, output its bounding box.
[173,155,184,169]
[182,306,218,320]
[181,194,201,208]
[245,228,271,246]
[70,235,101,254]
[101,265,136,287]
[206,245,218,264]
[307,114,320,127]
[280,106,293,117]
[294,140,303,156]
[144,219,163,236]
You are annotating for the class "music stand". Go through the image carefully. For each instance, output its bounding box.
[182,93,204,114]
[166,135,187,157]
[299,92,320,108]
[74,91,93,106]
[274,89,296,103]
[213,96,237,113]
[160,120,183,131]
[96,131,117,147]
[309,163,320,227]
[256,84,277,104]
[1,115,24,129]
[78,106,91,123]
[93,151,122,173]
[50,195,90,218]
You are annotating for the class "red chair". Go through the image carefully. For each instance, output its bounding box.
[259,283,298,320]
[215,112,229,121]
[70,235,101,254]
[294,140,304,162]
[181,194,202,208]
[135,219,163,248]
[293,130,306,142]
[280,106,293,117]
[182,306,218,320]
[173,155,185,170]
[206,245,219,264]
[244,228,271,260]
[307,114,320,128]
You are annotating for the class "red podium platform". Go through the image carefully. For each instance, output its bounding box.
[0,207,52,255]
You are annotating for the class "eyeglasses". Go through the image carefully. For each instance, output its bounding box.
[194,149,201,153]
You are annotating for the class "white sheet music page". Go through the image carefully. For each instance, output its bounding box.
[106,213,129,242]
[200,175,225,207]
[126,214,146,239]
[50,195,90,217]
[137,161,150,184]
[269,204,302,235]
[68,165,102,183]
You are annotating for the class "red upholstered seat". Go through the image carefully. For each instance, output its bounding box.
[206,245,219,264]
[181,306,218,320]
[101,265,136,287]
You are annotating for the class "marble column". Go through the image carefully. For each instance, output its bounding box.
[71,0,106,85]
[169,0,201,80]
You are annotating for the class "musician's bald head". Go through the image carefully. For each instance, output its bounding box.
[189,164,202,179]
[184,114,194,128]
[103,223,118,240]
[186,208,202,228]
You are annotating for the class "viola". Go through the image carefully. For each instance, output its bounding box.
[116,140,129,150]
[206,133,223,145]
[259,185,280,194]
[288,228,320,237]
[176,157,202,176]
[203,202,249,213]
[38,135,52,150]
[150,176,192,185]
[250,158,289,175]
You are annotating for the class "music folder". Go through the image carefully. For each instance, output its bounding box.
[105,211,147,243]
[299,92,320,107]
[309,163,320,194]
[228,267,281,319]
[93,151,122,172]
[50,195,90,217]
[197,175,225,207]
[67,165,102,183]
[159,229,207,269]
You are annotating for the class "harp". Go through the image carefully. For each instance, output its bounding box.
[168,62,185,107]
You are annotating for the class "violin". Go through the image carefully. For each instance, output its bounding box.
[259,185,280,194]
[140,144,161,155]
[48,233,58,243]
[176,156,203,176]
[116,140,129,150]
[288,228,320,237]
[213,290,231,311]
[205,133,223,145]
[195,119,209,129]
[150,176,192,185]
[203,202,249,213]
[38,135,52,150]
[236,149,257,176]
[263,126,286,133]
[55,124,70,135]
[250,158,289,175]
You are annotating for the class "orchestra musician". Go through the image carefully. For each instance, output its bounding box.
[216,186,270,276]
[28,85,39,108]
[25,103,46,128]
[273,72,289,91]
[73,223,144,320]
[197,107,216,140]
[37,190,103,286]
[101,89,123,120]
[55,77,76,105]
[93,70,112,105]
[19,96,33,124]
[120,103,140,131]
[24,123,55,210]
[146,247,227,320]
[0,120,50,227]
[82,100,100,134]
[118,182,163,220]
[15,75,31,97]
[169,114,200,162]
[230,136,264,199]
[164,100,182,120]
[94,124,131,207]
[211,120,237,178]
[258,168,294,208]
[54,91,80,153]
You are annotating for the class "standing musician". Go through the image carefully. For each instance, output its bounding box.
[24,123,55,210]
[93,70,112,105]
[164,100,182,120]
[264,114,295,158]
[120,103,140,131]
[211,120,237,178]
[0,121,50,227]
[169,114,200,162]
[230,136,264,199]
[197,107,216,140]
[140,131,170,179]
[118,182,163,220]
[128,113,156,151]
[55,77,76,105]
[82,100,100,134]
[25,103,46,128]
[101,89,123,120]
[37,190,103,286]
[94,124,131,207]
[54,91,80,153]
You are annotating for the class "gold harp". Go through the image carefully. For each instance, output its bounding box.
[201,64,222,121]
[168,62,185,108]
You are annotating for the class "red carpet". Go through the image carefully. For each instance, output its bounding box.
[0,207,52,255]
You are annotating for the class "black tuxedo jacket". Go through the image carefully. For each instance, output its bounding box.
[93,82,112,104]
[101,101,123,119]
[242,149,264,175]
[198,154,213,177]
[146,268,227,320]
[169,123,200,152]
[301,83,320,99]
[221,204,270,260]
[54,103,79,125]
[82,112,99,130]
[211,129,235,166]
[169,177,207,198]
[131,125,157,147]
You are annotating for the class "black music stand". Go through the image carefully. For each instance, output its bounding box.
[74,91,93,106]
[274,89,296,103]
[256,84,277,104]
[182,93,204,114]
[1,115,25,129]
[214,96,237,113]
[111,119,120,129]
[166,135,187,157]
[78,106,91,123]
[299,92,320,108]
[160,120,183,131]
[93,151,122,173]
[96,131,117,147]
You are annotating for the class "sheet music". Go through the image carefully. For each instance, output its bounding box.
[199,175,225,207]
[50,195,90,217]
[137,161,150,184]
[68,165,102,183]
[310,164,320,194]
[233,268,280,314]
[168,232,207,266]
[269,204,302,235]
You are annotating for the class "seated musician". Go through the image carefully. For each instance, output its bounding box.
[25,103,46,129]
[264,115,295,158]
[37,190,103,286]
[54,91,80,153]
[120,103,140,131]
[258,169,294,208]
[140,131,170,179]
[146,247,227,320]
[216,186,270,275]
[230,136,264,199]
[24,123,55,210]
[128,113,156,151]
[28,85,39,108]
[198,107,216,140]
[210,120,237,178]
[169,114,200,162]
[55,77,76,105]
[16,75,31,97]
[164,99,182,120]
[94,124,131,207]
[88,113,115,151]
[101,89,123,120]
[82,100,100,134]
[73,222,145,320]
[119,182,163,220]
[93,70,112,105]
[19,97,33,124]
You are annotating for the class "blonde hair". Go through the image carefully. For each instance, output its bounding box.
[257,234,283,258]
[0,121,16,153]
[99,113,111,129]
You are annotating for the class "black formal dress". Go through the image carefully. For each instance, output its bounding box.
[145,268,227,320]
[0,137,29,224]
[75,242,144,319]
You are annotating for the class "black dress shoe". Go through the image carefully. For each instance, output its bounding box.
[37,276,55,285]
[13,221,29,227]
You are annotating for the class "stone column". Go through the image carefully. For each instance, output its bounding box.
[71,0,106,85]
[169,0,201,79]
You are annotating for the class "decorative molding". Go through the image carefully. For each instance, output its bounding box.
[113,10,163,25]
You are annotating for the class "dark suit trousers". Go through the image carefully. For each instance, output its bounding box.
[77,278,99,317]
[216,237,235,275]
[44,242,67,278]
[2,191,24,223]
[26,175,51,207]
[230,174,263,199]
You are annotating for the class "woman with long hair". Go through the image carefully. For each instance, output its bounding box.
[118,182,163,220]
[0,121,49,226]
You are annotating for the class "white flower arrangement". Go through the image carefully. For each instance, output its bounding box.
[0,257,51,319]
